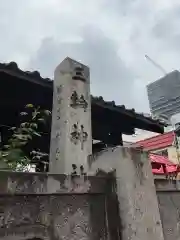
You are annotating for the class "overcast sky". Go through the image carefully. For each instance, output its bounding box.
[1,0,180,113]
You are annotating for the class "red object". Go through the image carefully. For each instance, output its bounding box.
[152,165,177,174]
[134,131,179,175]
[150,153,175,165]
[136,131,175,151]
[149,153,178,174]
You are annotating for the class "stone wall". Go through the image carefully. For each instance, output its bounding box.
[90,146,164,240]
[0,171,117,240]
[155,179,180,240]
[1,151,180,240]
[90,147,180,240]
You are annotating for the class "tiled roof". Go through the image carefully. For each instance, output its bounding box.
[150,153,178,174]
[0,61,165,132]
[90,97,165,131]
[0,61,52,87]
[150,153,175,165]
[135,131,175,151]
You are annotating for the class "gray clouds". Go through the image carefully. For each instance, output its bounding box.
[30,26,137,109]
[1,0,180,112]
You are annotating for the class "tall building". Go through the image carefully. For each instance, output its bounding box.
[147,70,180,120]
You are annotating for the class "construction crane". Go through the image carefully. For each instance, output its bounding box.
[145,55,167,75]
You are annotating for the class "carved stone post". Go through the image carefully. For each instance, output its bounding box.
[49,57,92,174]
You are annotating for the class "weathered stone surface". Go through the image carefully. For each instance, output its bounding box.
[0,172,111,195]
[155,179,180,191]
[0,171,113,240]
[90,146,165,240]
[156,180,180,240]
[49,57,92,174]
[0,195,50,239]
[0,194,107,240]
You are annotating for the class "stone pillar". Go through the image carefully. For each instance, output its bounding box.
[49,57,92,174]
[115,148,164,240]
[89,147,165,240]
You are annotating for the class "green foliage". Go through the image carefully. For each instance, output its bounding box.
[0,104,51,171]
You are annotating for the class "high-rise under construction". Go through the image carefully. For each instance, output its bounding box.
[147,70,180,120]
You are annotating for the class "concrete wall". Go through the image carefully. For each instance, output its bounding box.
[2,149,180,240]
[167,146,180,164]
[90,146,164,240]
[0,171,117,240]
[155,179,180,240]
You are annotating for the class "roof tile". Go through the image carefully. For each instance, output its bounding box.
[136,131,174,151]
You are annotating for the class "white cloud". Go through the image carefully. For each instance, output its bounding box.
[0,0,180,112]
